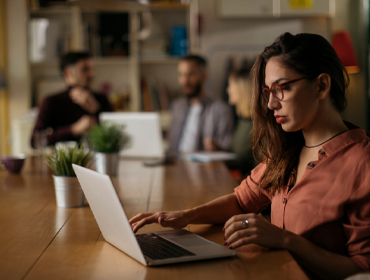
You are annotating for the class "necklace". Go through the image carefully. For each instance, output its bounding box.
[304,130,348,148]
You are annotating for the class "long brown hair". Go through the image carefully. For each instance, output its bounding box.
[251,32,349,195]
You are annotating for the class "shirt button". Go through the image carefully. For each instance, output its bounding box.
[283,198,287,204]
[318,149,325,155]
[307,163,314,169]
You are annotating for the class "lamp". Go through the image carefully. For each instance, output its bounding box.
[332,31,360,74]
[0,67,6,89]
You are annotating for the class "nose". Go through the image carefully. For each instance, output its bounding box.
[267,93,281,110]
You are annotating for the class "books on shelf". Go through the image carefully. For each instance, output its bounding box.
[140,77,170,112]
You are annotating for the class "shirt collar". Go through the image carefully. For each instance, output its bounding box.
[322,121,370,156]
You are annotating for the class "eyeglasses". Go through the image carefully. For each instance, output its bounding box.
[262,76,310,103]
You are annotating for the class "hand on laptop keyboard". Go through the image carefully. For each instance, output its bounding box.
[129,210,193,233]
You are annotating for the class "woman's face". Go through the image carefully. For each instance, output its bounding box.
[227,76,239,105]
[264,56,319,132]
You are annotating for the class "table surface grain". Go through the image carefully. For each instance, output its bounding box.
[0,156,308,280]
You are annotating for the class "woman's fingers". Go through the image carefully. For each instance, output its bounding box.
[224,213,256,229]
[224,213,257,238]
[130,213,160,233]
[227,234,256,249]
[225,227,256,248]
[132,215,159,233]
[129,212,156,224]
[129,211,190,233]
[224,214,286,249]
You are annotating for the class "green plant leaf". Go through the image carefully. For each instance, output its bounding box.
[87,122,130,153]
[43,143,92,176]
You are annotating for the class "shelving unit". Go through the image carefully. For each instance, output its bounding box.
[27,1,191,113]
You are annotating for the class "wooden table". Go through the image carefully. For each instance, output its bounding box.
[0,156,308,280]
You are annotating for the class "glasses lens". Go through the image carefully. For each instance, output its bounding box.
[271,84,283,100]
[262,88,270,103]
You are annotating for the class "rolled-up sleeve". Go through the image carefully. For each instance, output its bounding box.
[234,163,271,214]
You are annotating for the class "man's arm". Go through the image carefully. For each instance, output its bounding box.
[31,96,91,148]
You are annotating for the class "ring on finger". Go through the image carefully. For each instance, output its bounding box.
[241,219,248,228]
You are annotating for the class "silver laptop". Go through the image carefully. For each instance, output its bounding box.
[100,112,164,159]
[72,164,235,266]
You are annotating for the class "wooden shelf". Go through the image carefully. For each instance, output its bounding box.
[93,57,130,66]
[30,57,132,68]
[29,6,73,16]
[30,60,59,67]
[29,1,189,14]
[149,1,189,10]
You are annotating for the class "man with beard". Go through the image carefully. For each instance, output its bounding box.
[167,55,233,153]
[31,52,113,148]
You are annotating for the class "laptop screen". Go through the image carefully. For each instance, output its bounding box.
[100,112,164,159]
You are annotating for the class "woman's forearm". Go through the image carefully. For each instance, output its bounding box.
[188,193,244,225]
[130,193,245,232]
[284,231,363,279]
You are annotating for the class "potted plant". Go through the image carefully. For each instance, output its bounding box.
[87,122,130,176]
[44,144,92,208]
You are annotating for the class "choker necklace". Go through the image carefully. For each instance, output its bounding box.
[304,130,348,148]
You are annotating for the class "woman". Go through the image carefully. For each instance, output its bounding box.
[226,67,255,178]
[130,33,370,279]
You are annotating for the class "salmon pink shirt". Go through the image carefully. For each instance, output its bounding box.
[235,125,370,271]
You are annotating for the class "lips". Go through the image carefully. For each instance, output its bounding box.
[275,115,286,124]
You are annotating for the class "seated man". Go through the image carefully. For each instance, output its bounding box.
[31,52,113,148]
[167,54,233,153]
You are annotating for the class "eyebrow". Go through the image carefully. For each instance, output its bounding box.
[264,78,289,87]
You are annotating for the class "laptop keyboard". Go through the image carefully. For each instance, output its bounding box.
[136,233,196,260]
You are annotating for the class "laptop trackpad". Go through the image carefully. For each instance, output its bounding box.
[169,236,213,247]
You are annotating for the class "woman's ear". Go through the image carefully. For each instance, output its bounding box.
[317,73,331,100]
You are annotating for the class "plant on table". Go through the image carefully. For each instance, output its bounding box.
[44,144,92,176]
[87,122,130,153]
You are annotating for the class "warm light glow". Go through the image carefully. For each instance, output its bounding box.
[332,31,360,74]
[345,65,360,74]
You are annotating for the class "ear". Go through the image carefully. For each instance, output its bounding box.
[63,66,76,84]
[317,73,331,100]
[63,66,72,78]
[63,67,69,78]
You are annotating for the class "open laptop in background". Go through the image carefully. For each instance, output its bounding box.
[100,112,164,159]
[72,164,235,266]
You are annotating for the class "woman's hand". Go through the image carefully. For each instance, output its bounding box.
[223,213,289,249]
[129,209,194,233]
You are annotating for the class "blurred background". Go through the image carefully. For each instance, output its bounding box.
[0,0,368,157]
